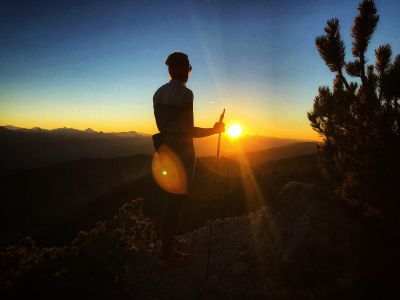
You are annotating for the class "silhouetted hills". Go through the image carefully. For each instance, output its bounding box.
[2,125,144,137]
[0,147,327,247]
[0,125,324,247]
[0,126,154,175]
[193,134,313,157]
[0,154,153,246]
[229,141,318,165]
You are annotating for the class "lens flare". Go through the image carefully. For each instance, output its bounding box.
[152,145,187,194]
[227,124,242,138]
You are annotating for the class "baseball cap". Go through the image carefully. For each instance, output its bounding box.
[165,52,190,67]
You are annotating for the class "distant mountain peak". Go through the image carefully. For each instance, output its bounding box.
[4,125,25,130]
[31,127,46,131]
[112,130,141,138]
[52,127,81,134]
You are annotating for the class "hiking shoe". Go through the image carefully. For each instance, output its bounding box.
[158,251,192,268]
[146,239,188,254]
[145,240,162,255]
[172,238,189,252]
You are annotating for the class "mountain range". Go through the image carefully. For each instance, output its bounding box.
[0,125,317,175]
[0,125,153,175]
[0,124,320,247]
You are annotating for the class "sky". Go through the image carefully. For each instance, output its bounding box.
[0,0,399,140]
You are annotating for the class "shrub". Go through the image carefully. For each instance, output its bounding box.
[308,0,400,219]
[0,198,156,299]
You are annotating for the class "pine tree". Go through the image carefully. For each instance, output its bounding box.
[308,0,400,219]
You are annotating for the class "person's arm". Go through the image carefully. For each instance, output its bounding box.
[193,124,224,138]
[181,103,225,137]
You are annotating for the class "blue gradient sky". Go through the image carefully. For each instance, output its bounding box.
[0,0,399,139]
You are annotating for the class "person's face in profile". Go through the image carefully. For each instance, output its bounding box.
[169,64,192,83]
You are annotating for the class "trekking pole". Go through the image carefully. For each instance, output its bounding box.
[205,108,225,280]
[216,109,225,159]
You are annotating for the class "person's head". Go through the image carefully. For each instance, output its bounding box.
[165,52,192,84]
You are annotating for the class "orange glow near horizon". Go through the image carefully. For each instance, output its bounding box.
[0,87,322,141]
[0,118,321,141]
[0,98,322,141]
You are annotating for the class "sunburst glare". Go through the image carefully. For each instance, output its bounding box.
[227,124,243,138]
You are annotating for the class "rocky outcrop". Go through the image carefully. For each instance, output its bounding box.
[134,181,368,299]
[133,216,267,299]
[251,181,367,297]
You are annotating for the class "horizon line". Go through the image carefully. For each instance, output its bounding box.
[0,124,320,142]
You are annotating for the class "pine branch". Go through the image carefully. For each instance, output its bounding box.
[345,59,362,77]
[351,0,379,85]
[375,44,392,76]
[316,18,345,73]
[375,44,392,101]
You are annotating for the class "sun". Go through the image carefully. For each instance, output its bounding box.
[227,124,243,138]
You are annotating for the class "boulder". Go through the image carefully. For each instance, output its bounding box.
[253,181,367,294]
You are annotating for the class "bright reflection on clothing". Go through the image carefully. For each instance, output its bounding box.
[152,145,187,194]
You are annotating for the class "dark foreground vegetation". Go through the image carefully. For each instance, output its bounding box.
[0,199,156,299]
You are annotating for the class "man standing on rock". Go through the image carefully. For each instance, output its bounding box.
[152,52,225,267]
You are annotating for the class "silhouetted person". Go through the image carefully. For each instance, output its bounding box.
[152,52,225,267]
